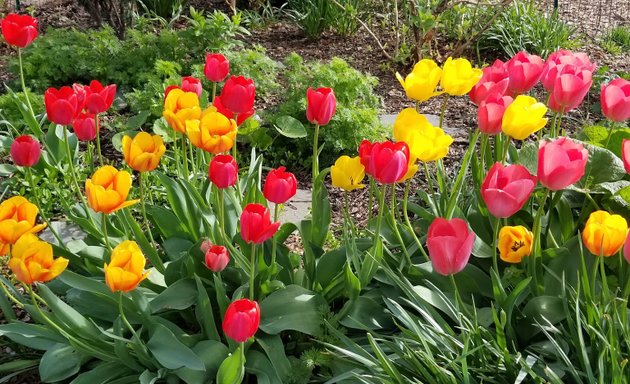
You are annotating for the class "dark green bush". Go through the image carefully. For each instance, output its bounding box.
[266,54,386,168]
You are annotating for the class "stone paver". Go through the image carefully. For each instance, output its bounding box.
[269,188,312,225]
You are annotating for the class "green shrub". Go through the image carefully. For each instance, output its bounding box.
[0,90,44,130]
[289,0,330,38]
[602,25,630,54]
[479,0,577,58]
[266,54,385,168]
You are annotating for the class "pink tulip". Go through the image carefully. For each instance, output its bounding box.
[548,66,593,113]
[364,141,409,184]
[469,59,509,106]
[623,231,630,264]
[506,51,544,95]
[538,137,588,191]
[481,162,536,218]
[541,49,595,91]
[72,112,97,141]
[622,139,630,174]
[427,217,475,276]
[478,94,513,135]
[601,78,630,122]
[181,76,202,99]
[306,87,337,126]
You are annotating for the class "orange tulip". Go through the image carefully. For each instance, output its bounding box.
[186,107,237,154]
[8,234,68,285]
[582,211,628,257]
[163,88,202,134]
[0,196,46,246]
[104,240,149,292]
[122,132,166,172]
[85,166,139,214]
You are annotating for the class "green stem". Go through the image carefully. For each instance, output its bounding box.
[479,132,489,173]
[370,184,387,259]
[95,114,103,166]
[403,181,429,262]
[439,95,450,129]
[181,135,189,180]
[249,243,256,300]
[270,203,280,269]
[102,212,113,256]
[501,134,510,164]
[550,112,558,138]
[449,273,464,314]
[87,141,95,174]
[63,126,96,226]
[423,162,435,194]
[25,167,65,248]
[312,124,320,186]
[218,188,227,243]
[139,173,156,247]
[530,189,550,295]
[390,183,411,269]
[118,291,142,343]
[367,178,374,223]
[445,129,481,219]
[555,112,564,137]
[492,217,500,273]
[0,280,23,308]
[212,82,217,103]
[436,159,447,195]
[599,252,610,302]
[604,121,616,150]
[18,48,35,117]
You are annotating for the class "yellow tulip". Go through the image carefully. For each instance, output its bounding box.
[163,88,202,134]
[394,108,453,162]
[440,57,483,96]
[122,132,166,173]
[498,225,533,263]
[0,196,46,245]
[502,95,548,140]
[397,155,419,183]
[104,240,149,292]
[8,234,68,285]
[395,59,442,102]
[85,166,139,214]
[582,210,628,257]
[186,107,238,154]
[331,156,366,191]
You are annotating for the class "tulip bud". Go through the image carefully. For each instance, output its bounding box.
[506,51,544,95]
[427,217,475,276]
[181,76,202,99]
[72,112,97,141]
[11,135,41,167]
[537,137,588,191]
[468,59,509,105]
[220,76,256,115]
[440,57,483,96]
[104,240,149,292]
[331,156,366,191]
[395,59,442,102]
[187,108,237,154]
[548,66,593,113]
[582,211,628,257]
[209,154,238,188]
[85,166,139,214]
[1,13,38,48]
[478,94,513,135]
[541,49,595,91]
[204,244,229,272]
[601,78,630,122]
[122,132,166,173]
[222,299,260,342]
[0,196,47,245]
[306,87,337,126]
[263,167,297,204]
[498,226,533,263]
[8,234,68,285]
[204,53,230,83]
[84,80,116,114]
[394,108,453,162]
[481,162,536,218]
[213,95,254,126]
[45,86,79,126]
[502,95,548,140]
[240,203,280,244]
[364,141,410,184]
[163,88,201,134]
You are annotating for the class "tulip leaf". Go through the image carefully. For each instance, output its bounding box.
[274,115,307,138]
[254,333,291,381]
[5,85,43,137]
[581,141,626,186]
[39,343,82,383]
[127,110,151,129]
[259,285,326,336]
[37,284,102,338]
[70,361,130,384]
[0,322,65,351]
[153,117,178,143]
[194,276,220,341]
[244,349,283,384]
[517,142,538,175]
[147,323,204,371]
[112,130,137,152]
[175,341,229,384]
[216,346,245,384]
[339,296,393,330]
[520,296,566,340]
[150,278,197,313]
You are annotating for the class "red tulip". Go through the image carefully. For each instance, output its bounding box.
[240,203,280,244]
[481,162,536,218]
[541,49,595,91]
[209,154,238,189]
[623,231,630,264]
[364,141,409,184]
[45,86,79,125]
[222,299,260,343]
[164,85,180,100]
[10,135,40,167]
[469,59,509,106]
[72,83,87,111]
[426,217,475,276]
[548,66,592,113]
[506,51,544,95]
[1,13,38,48]
[213,95,254,126]
[84,80,116,114]
[181,76,202,99]
[220,76,256,115]
[204,244,229,272]
[306,87,337,126]
[478,94,513,135]
[263,166,297,204]
[622,139,630,174]
[538,137,588,191]
[358,140,373,169]
[601,78,630,122]
[72,112,97,141]
[204,53,230,83]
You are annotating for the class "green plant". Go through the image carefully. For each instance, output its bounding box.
[602,25,630,54]
[289,0,330,38]
[479,0,577,58]
[328,0,362,36]
[265,54,385,168]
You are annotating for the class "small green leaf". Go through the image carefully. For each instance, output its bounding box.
[260,285,326,336]
[274,115,307,138]
[147,323,204,371]
[216,346,245,384]
[150,278,197,313]
[127,110,151,129]
[39,344,82,383]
